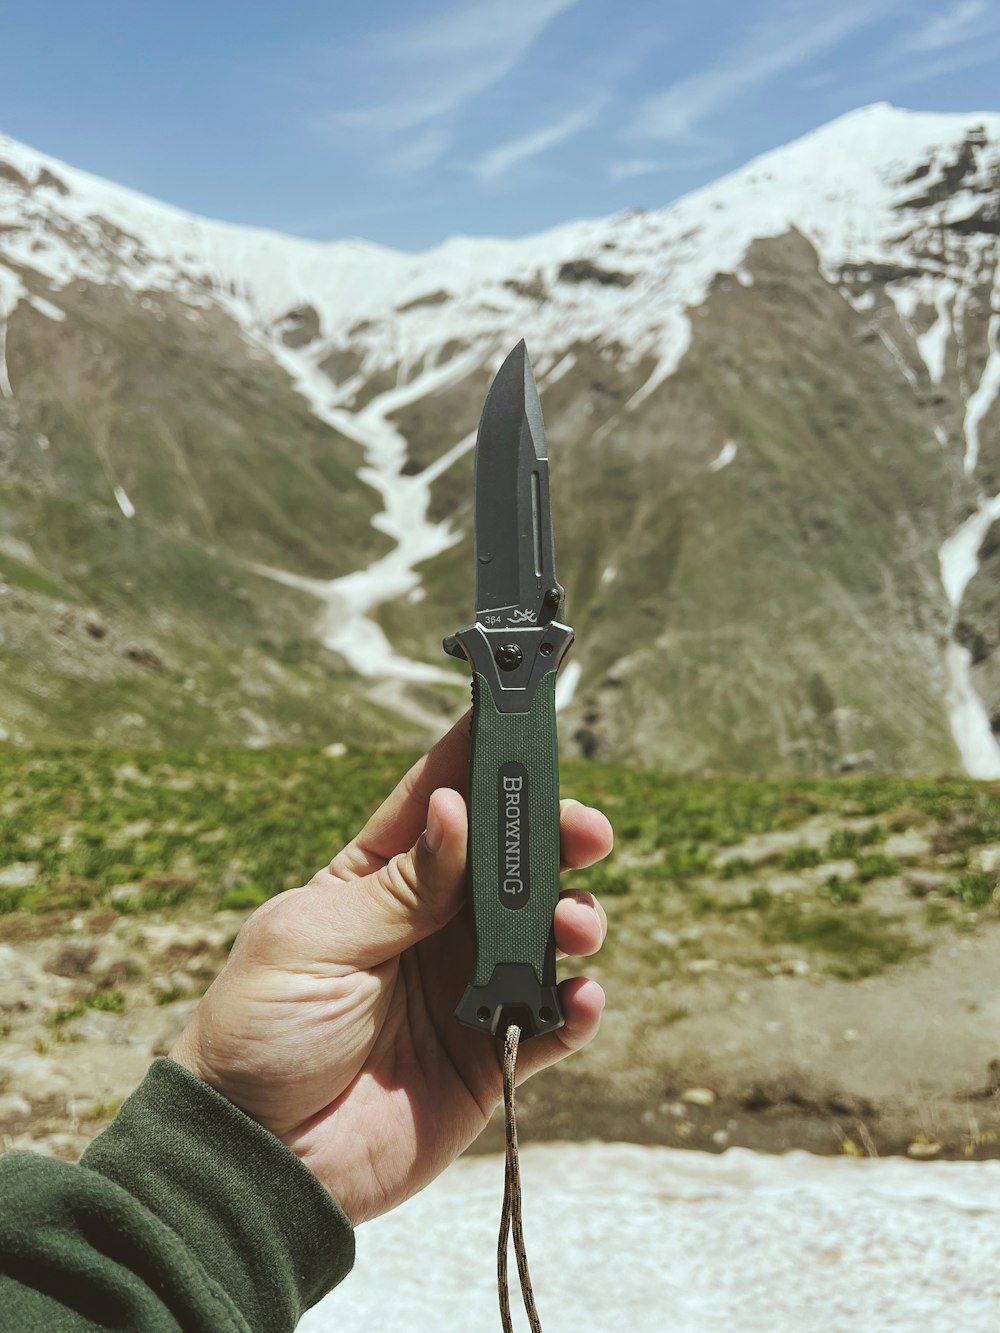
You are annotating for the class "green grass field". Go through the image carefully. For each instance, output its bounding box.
[1,748,998,982]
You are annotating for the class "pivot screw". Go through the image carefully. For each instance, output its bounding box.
[544,588,561,608]
[495,643,523,672]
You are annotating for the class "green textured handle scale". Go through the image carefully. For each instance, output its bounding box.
[455,669,564,1038]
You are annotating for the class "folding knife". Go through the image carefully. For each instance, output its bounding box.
[444,341,573,1040]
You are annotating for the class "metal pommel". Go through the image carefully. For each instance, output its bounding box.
[456,965,563,1038]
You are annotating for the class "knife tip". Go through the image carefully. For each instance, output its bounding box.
[497,338,534,385]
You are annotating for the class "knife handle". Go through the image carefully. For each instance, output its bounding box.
[454,668,565,1038]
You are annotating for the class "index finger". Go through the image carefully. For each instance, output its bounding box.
[330,711,470,878]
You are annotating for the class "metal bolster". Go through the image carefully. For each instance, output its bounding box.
[443,622,574,713]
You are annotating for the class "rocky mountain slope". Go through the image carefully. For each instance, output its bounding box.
[1,104,998,772]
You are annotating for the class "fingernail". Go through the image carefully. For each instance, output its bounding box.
[424,801,443,855]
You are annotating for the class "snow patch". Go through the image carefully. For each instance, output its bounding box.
[421,429,477,486]
[886,285,919,321]
[0,264,25,398]
[249,362,484,686]
[543,352,576,386]
[709,440,739,472]
[916,287,954,386]
[554,659,582,712]
[944,640,1000,779]
[235,326,487,687]
[626,339,688,411]
[874,323,919,389]
[938,493,1000,609]
[887,276,957,385]
[26,293,65,322]
[938,491,1000,776]
[963,313,1000,475]
[250,560,450,685]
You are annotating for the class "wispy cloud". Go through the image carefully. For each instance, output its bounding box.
[629,4,892,144]
[903,0,991,52]
[325,0,579,136]
[880,39,1000,87]
[869,0,1000,92]
[609,158,667,181]
[473,99,602,183]
[607,146,728,181]
[389,129,453,174]
[828,0,1000,103]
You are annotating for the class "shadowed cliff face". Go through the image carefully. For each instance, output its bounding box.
[0,111,998,769]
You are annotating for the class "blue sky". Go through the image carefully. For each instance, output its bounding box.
[3,0,1000,251]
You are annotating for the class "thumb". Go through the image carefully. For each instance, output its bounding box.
[331,787,469,967]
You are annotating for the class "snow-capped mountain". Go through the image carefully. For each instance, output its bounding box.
[1,104,998,772]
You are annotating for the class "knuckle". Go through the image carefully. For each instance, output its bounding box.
[233,888,298,956]
[377,852,421,915]
[327,842,368,881]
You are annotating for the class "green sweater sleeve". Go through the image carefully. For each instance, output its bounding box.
[0,1057,355,1332]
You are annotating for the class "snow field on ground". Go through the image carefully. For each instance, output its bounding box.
[303,1142,1000,1333]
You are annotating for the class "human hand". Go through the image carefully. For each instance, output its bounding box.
[170,716,612,1225]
